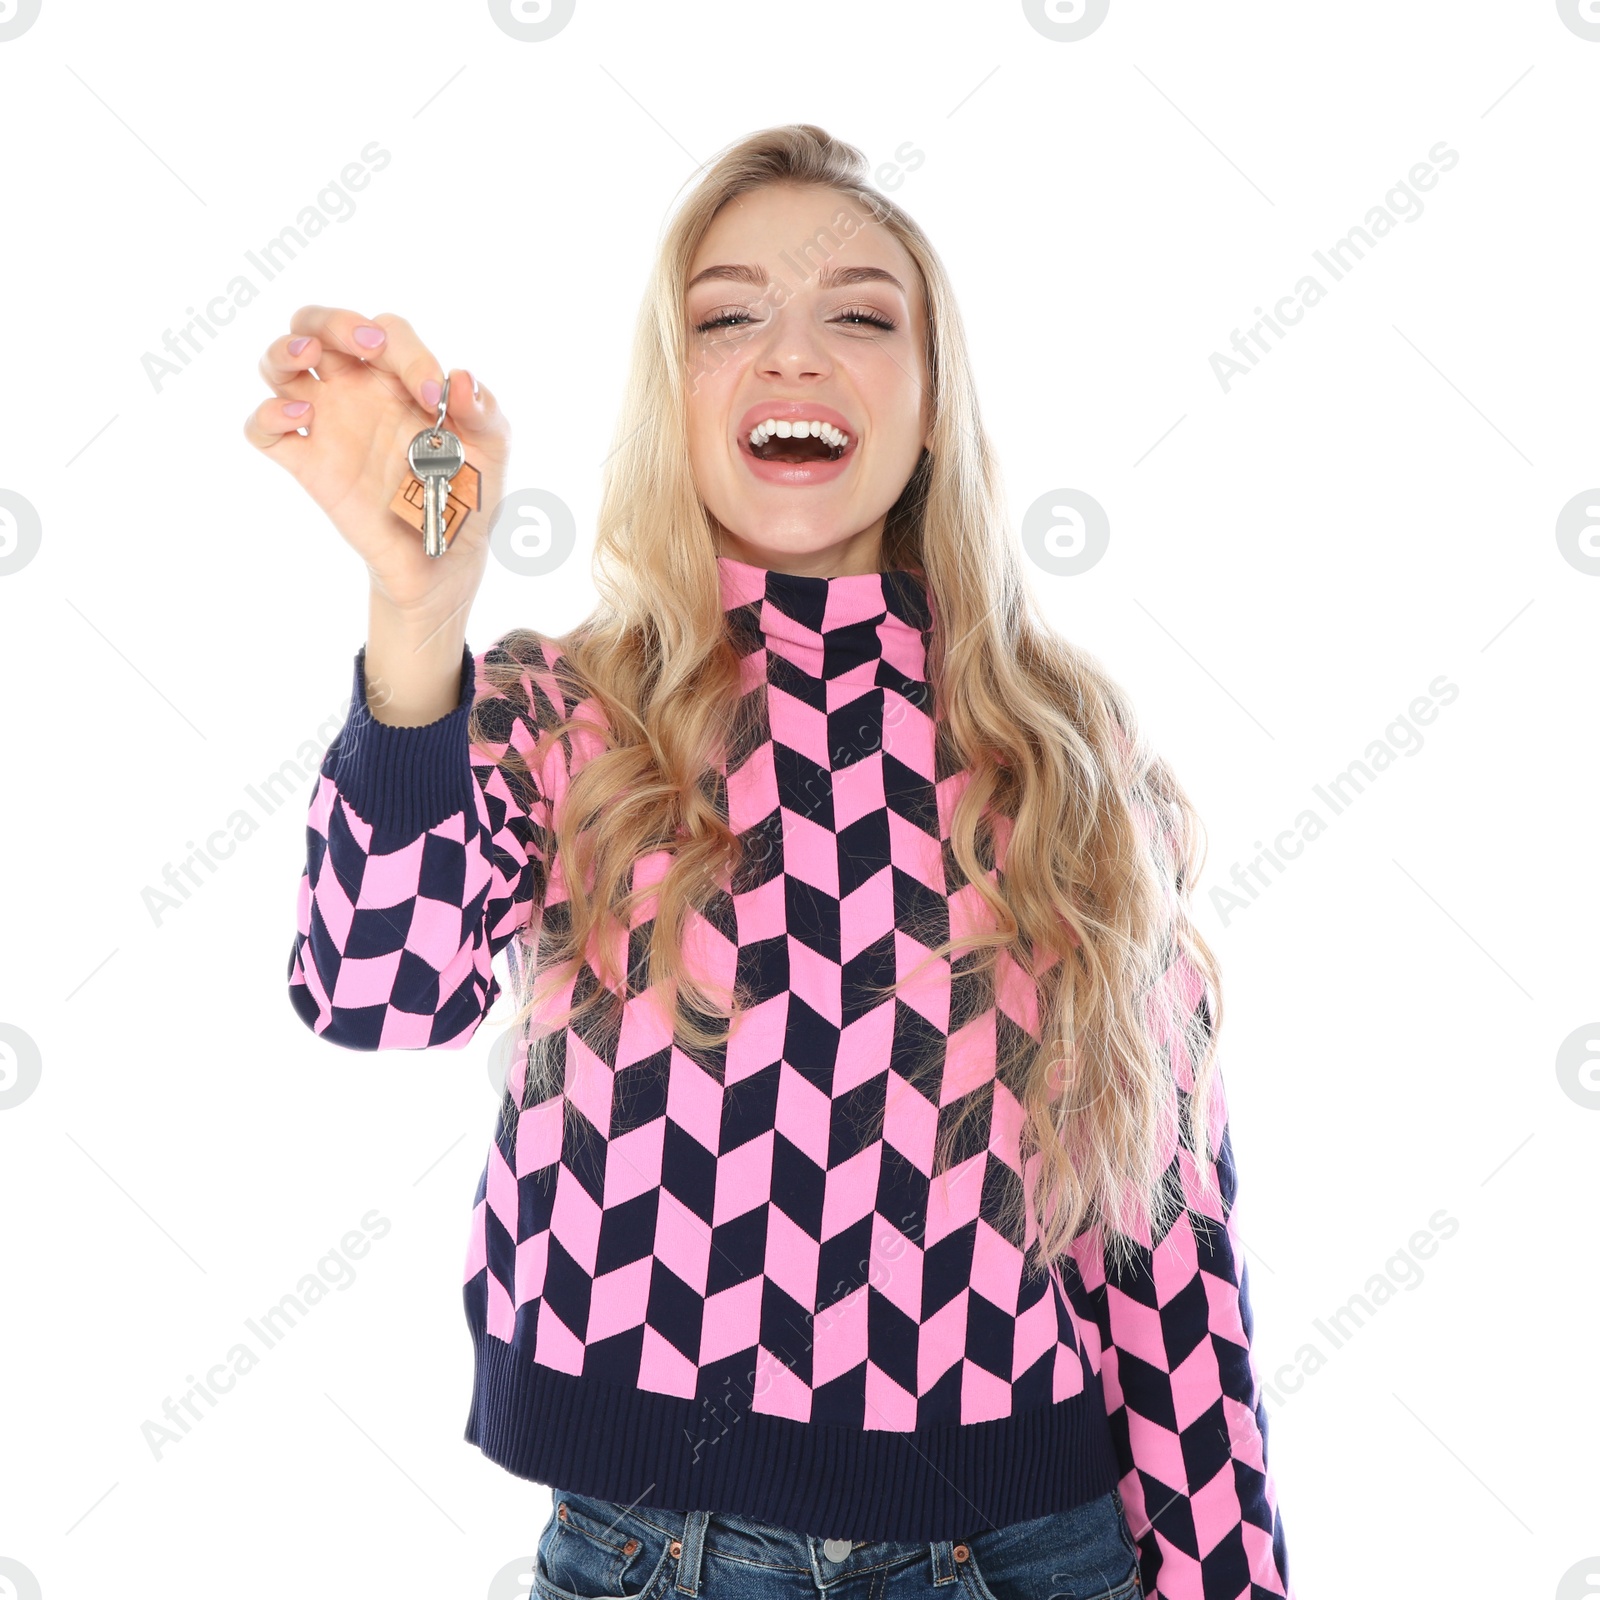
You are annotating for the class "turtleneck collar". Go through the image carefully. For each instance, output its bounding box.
[716,554,931,683]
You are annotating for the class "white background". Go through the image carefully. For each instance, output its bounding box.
[2,1,1597,1596]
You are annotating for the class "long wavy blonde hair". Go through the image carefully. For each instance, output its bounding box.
[473,123,1225,1280]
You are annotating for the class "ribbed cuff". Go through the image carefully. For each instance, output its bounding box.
[329,642,477,836]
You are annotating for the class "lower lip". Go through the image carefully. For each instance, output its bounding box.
[738,436,856,485]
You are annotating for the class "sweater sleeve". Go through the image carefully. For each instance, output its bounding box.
[1066,944,1294,1599]
[286,636,555,1050]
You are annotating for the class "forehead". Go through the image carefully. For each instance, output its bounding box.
[687,183,921,300]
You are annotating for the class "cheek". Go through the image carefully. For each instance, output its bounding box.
[687,354,752,450]
[687,336,751,397]
[684,415,732,488]
[687,401,725,449]
[844,353,923,434]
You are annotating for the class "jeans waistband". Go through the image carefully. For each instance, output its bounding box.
[572,1492,974,1593]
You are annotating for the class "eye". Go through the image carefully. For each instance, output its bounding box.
[693,308,753,333]
[834,306,898,331]
[691,305,900,334]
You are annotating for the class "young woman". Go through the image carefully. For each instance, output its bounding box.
[252,125,1293,1600]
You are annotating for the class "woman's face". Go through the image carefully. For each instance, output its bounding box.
[683,182,933,578]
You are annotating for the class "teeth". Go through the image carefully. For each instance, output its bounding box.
[746,417,851,451]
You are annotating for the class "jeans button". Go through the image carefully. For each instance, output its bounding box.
[822,1539,852,1562]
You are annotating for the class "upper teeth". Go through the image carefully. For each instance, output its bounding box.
[748,418,850,449]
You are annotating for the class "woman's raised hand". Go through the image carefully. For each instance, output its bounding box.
[246,308,513,723]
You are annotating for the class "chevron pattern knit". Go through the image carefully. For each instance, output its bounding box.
[288,557,1293,1598]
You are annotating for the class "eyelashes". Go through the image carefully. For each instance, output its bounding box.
[693,306,899,334]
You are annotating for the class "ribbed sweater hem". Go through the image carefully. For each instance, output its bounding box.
[461,1307,1122,1544]
[329,644,477,835]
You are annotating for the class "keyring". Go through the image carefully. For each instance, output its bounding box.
[432,370,454,437]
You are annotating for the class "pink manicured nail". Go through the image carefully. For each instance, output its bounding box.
[352,325,385,348]
[283,400,310,418]
[420,378,442,409]
[287,336,311,356]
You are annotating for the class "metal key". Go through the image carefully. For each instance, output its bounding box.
[407,375,466,557]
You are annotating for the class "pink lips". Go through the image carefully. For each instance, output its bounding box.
[736,400,858,487]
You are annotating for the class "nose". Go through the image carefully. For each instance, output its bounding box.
[753,305,832,382]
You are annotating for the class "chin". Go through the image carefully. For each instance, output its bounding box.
[722,518,859,558]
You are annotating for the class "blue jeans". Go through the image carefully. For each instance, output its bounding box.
[534,1486,1144,1600]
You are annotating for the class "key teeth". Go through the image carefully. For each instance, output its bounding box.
[427,476,447,556]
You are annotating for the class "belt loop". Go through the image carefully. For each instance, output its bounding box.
[929,1538,957,1585]
[674,1507,711,1595]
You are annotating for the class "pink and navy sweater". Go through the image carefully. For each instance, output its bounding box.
[288,558,1293,1599]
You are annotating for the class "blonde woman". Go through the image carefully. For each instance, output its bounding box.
[253,125,1293,1600]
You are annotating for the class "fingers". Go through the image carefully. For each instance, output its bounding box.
[287,305,444,412]
[427,367,476,429]
[242,392,313,456]
[249,307,510,457]
[258,329,322,399]
[443,367,512,450]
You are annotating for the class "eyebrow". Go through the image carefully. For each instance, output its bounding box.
[685,262,907,295]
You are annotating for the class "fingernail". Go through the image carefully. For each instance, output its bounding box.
[287,336,311,356]
[468,370,480,400]
[420,378,442,408]
[283,400,310,418]
[352,325,385,349]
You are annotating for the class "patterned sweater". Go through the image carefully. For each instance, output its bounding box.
[288,558,1293,1599]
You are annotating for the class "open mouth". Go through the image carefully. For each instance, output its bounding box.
[742,418,854,465]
